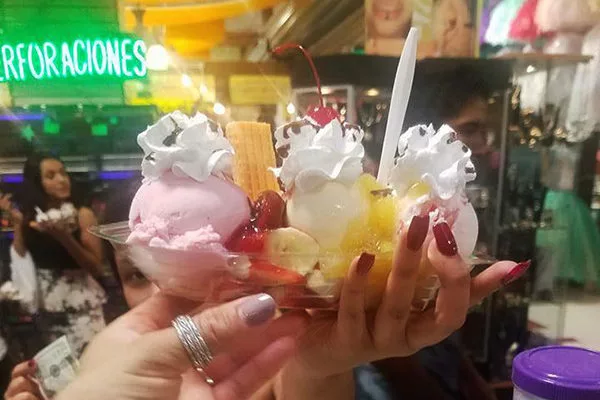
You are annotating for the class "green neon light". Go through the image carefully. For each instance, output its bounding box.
[43,118,60,135]
[0,36,146,82]
[92,123,108,136]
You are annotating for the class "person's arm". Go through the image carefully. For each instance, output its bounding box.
[273,364,354,400]
[56,207,104,277]
[458,352,497,400]
[374,357,451,399]
[0,193,26,256]
[11,221,27,257]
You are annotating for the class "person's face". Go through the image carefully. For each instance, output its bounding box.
[40,159,71,201]
[447,97,489,154]
[370,0,412,36]
[114,247,159,308]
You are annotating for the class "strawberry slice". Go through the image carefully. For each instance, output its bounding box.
[254,191,286,230]
[226,226,265,254]
[249,261,306,286]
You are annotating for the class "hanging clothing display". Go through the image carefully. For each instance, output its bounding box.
[536,190,600,287]
[485,0,526,46]
[536,143,600,290]
[541,142,580,192]
[567,23,600,141]
[535,0,596,33]
[509,0,540,43]
[480,0,504,44]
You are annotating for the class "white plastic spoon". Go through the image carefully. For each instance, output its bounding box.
[377,28,419,185]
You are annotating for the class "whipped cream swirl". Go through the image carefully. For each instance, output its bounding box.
[138,111,234,183]
[272,118,365,192]
[389,124,476,202]
[35,203,78,233]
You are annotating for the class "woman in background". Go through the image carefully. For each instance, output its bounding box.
[0,154,106,359]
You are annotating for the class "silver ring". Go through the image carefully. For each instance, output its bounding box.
[172,315,214,371]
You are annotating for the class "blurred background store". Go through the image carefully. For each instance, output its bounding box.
[1,0,600,398]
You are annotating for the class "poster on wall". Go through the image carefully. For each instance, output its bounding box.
[365,0,479,58]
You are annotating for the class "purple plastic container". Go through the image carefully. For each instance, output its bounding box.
[512,346,600,400]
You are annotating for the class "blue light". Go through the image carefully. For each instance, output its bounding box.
[98,171,137,180]
[0,113,45,121]
[1,174,24,183]
[2,171,138,183]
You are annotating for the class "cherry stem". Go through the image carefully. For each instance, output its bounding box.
[272,43,324,109]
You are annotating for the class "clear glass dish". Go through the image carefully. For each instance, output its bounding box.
[91,222,495,310]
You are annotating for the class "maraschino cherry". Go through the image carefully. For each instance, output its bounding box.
[272,43,340,126]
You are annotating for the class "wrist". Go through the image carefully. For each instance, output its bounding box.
[276,362,354,400]
[56,231,74,244]
[13,222,23,233]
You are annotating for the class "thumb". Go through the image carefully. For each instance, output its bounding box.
[134,293,278,376]
[29,221,43,232]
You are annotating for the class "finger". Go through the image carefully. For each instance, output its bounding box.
[9,393,41,400]
[5,376,39,398]
[406,239,470,349]
[375,215,428,342]
[29,222,43,232]
[116,292,198,332]
[205,311,308,382]
[470,260,529,306]
[429,237,471,333]
[10,361,36,379]
[137,294,280,377]
[337,253,374,342]
[213,336,296,400]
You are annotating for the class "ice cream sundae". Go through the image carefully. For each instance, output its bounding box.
[93,40,480,310]
[35,202,78,231]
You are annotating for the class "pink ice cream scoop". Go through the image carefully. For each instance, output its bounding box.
[122,111,252,300]
[128,172,250,249]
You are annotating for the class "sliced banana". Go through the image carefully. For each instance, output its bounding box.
[265,227,320,276]
[306,270,341,301]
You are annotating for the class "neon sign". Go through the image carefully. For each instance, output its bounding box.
[0,36,147,82]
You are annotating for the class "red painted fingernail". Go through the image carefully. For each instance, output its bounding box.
[28,360,36,368]
[356,252,375,276]
[407,214,429,251]
[433,222,458,256]
[502,260,531,286]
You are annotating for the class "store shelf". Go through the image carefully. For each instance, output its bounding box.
[496,53,592,74]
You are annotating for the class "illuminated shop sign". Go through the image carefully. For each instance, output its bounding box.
[0,36,147,82]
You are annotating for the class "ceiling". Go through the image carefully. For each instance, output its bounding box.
[121,0,365,60]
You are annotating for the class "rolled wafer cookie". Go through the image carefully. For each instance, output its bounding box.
[225,122,280,200]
